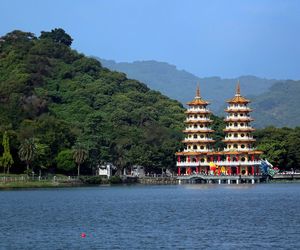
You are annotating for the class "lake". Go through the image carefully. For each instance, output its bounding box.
[1,184,300,249]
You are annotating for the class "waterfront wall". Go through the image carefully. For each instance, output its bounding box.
[138,177,178,185]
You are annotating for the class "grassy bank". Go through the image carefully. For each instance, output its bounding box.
[0,180,83,189]
[0,175,124,189]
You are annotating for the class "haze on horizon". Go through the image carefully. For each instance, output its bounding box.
[1,0,300,80]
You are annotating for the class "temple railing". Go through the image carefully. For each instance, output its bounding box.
[176,160,261,167]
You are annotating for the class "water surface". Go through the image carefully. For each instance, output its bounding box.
[1,184,300,249]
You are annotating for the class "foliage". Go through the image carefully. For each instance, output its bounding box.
[255,127,300,170]
[79,176,102,184]
[0,28,185,175]
[55,149,75,173]
[0,131,14,174]
[0,28,299,176]
[18,138,36,172]
[109,175,122,184]
[73,144,88,176]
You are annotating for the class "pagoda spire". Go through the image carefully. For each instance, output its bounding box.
[236,80,241,96]
[196,82,201,98]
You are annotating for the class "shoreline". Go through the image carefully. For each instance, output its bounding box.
[1,177,300,190]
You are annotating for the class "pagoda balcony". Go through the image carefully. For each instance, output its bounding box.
[183,138,215,143]
[224,117,254,122]
[185,110,212,114]
[223,126,255,132]
[176,160,261,167]
[189,107,210,111]
[185,118,213,123]
[223,148,254,152]
[183,149,213,153]
[223,138,255,142]
[183,128,214,132]
[225,107,252,112]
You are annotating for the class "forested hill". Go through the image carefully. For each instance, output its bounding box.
[0,29,186,174]
[98,59,277,114]
[98,58,300,128]
[252,80,300,128]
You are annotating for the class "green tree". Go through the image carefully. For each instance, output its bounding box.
[35,141,51,176]
[18,138,36,173]
[1,131,14,174]
[73,145,88,176]
[56,149,75,173]
[39,28,73,46]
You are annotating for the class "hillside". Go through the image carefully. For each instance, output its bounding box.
[0,29,186,174]
[98,59,278,114]
[252,80,300,128]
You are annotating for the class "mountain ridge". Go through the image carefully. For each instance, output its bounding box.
[98,58,300,128]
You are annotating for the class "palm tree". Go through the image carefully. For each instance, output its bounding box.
[18,138,36,173]
[73,146,88,176]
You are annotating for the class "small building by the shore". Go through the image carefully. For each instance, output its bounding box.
[97,163,115,178]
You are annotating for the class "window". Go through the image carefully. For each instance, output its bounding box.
[241,144,245,149]
[194,115,197,119]
[241,134,245,137]
[234,113,238,117]
[234,133,238,138]
[234,144,238,148]
[241,123,244,127]
[240,113,244,117]
[200,135,204,138]
[200,146,204,150]
[193,134,197,139]
[241,157,246,162]
[228,133,232,137]
[193,145,197,150]
[194,124,197,128]
[234,122,238,127]
[200,158,205,162]
[200,124,203,128]
[228,145,232,149]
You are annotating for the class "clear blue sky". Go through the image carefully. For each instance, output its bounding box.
[1,0,300,79]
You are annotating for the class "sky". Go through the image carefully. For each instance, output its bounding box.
[1,0,300,79]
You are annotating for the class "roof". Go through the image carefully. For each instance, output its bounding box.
[187,84,210,106]
[227,81,250,104]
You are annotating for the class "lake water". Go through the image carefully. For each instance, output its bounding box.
[1,184,300,249]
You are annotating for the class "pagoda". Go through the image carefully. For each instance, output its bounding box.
[221,82,263,175]
[175,85,215,175]
[175,82,263,177]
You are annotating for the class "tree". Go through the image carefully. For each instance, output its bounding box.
[73,145,88,176]
[56,149,75,173]
[39,28,73,46]
[1,131,14,174]
[18,138,36,173]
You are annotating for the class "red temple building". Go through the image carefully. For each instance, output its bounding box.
[176,82,262,177]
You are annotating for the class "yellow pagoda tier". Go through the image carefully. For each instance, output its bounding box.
[221,82,263,175]
[175,85,215,175]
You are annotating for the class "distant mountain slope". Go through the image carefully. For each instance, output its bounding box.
[98,58,300,128]
[98,59,277,114]
[252,81,300,128]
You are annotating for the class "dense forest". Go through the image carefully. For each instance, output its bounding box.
[0,29,299,176]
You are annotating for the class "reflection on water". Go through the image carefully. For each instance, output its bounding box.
[1,184,300,249]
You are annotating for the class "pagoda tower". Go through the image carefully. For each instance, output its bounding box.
[222,82,262,175]
[176,85,215,175]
